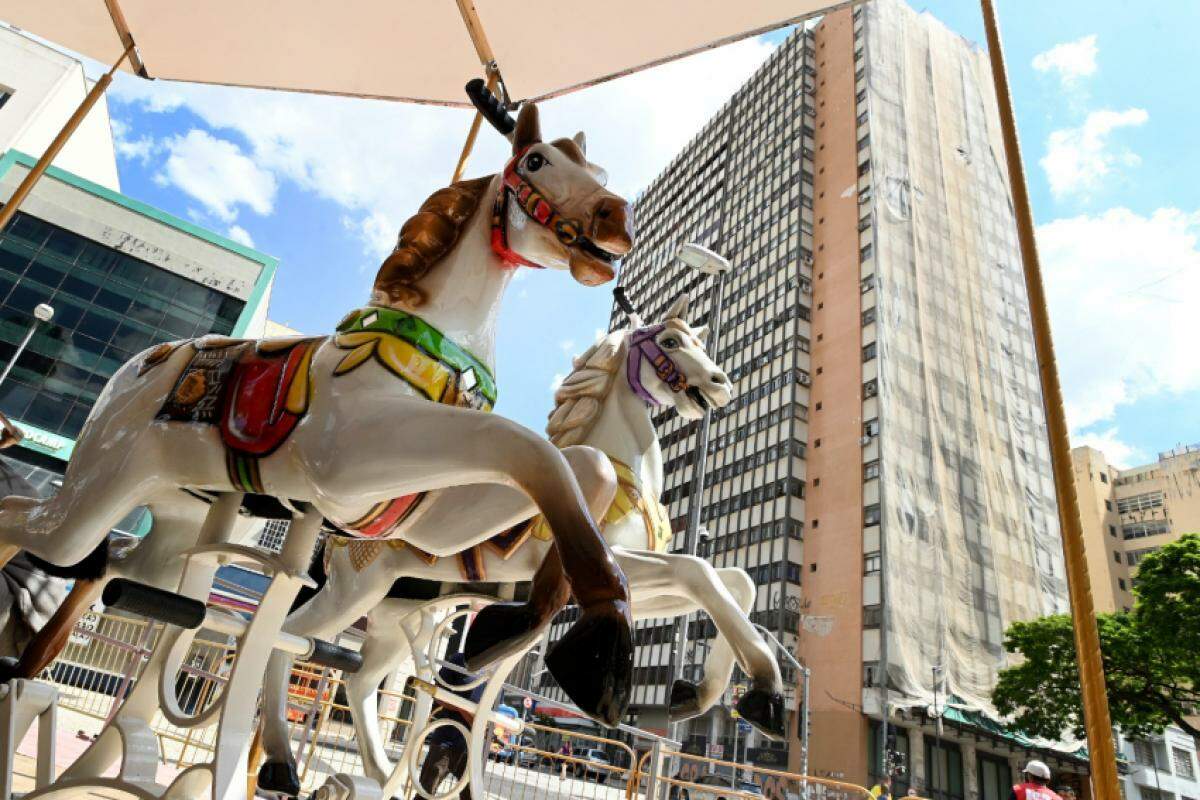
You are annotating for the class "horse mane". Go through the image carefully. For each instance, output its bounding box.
[372,175,493,308]
[546,331,626,447]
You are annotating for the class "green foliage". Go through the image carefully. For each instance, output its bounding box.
[993,533,1200,740]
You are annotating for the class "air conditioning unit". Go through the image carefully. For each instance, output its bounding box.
[860,435,872,446]
[798,373,811,386]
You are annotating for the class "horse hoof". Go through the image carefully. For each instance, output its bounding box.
[463,602,540,671]
[257,760,301,798]
[735,687,786,740]
[0,656,18,684]
[545,601,632,727]
[668,679,702,722]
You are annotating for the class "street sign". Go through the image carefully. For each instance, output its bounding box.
[708,744,724,759]
[737,719,753,734]
[523,697,534,710]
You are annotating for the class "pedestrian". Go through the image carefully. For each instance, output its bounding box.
[559,739,573,779]
[871,776,893,800]
[417,654,482,800]
[1010,760,1062,800]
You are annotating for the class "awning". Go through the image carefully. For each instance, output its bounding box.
[0,1,849,106]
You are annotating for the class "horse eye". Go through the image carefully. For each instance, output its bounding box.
[525,152,545,171]
[662,337,679,349]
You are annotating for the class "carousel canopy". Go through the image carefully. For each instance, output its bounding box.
[0,0,847,106]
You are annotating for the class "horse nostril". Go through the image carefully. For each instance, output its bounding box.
[711,372,728,385]
[597,206,611,219]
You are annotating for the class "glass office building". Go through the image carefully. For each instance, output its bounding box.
[0,150,275,494]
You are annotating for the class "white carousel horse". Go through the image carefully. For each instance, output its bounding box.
[256,296,785,796]
[0,100,640,725]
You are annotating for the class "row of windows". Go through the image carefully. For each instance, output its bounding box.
[698,476,804,523]
[717,302,810,363]
[1123,520,1170,541]
[708,517,804,556]
[743,561,802,586]
[706,402,806,454]
[1117,491,1164,514]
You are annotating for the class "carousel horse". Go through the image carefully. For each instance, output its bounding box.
[256,297,785,796]
[0,99,640,725]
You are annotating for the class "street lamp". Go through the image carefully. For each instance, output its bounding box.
[0,302,54,390]
[667,243,732,744]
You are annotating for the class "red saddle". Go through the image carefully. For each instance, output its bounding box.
[220,338,320,457]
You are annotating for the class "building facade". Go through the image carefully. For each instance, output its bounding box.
[1118,727,1200,800]
[1071,443,1200,613]
[543,0,1088,794]
[0,151,276,499]
[0,23,120,191]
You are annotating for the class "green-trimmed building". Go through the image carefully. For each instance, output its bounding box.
[0,150,276,523]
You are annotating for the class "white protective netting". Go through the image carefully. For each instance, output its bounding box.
[862,0,1069,717]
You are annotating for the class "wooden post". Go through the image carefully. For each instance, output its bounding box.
[978,3,1120,799]
[452,0,504,184]
[0,43,134,233]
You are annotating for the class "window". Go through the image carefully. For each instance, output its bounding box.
[1123,520,1170,540]
[863,604,882,628]
[1109,525,1117,537]
[860,242,874,261]
[864,553,881,575]
[863,379,878,398]
[1117,491,1165,514]
[864,418,880,438]
[1173,747,1196,779]
[862,342,877,361]
[1105,500,1113,511]
[862,307,877,326]
[1114,551,1121,564]
[857,135,870,151]
[0,89,11,111]
[864,503,881,526]
[1100,473,1109,483]
[1118,578,1126,590]
[864,460,880,480]
[925,737,965,800]
[1133,740,1157,767]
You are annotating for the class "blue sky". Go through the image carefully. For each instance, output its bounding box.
[94,0,1198,469]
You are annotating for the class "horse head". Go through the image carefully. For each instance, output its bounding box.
[495,103,633,286]
[624,293,732,419]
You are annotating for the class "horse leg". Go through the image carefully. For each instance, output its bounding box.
[304,410,628,722]
[349,598,425,786]
[618,549,786,739]
[258,545,399,797]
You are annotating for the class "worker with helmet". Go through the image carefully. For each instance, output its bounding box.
[1011,760,1062,800]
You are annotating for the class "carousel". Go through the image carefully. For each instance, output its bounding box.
[0,1,1122,800]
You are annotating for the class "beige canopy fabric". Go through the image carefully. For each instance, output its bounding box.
[0,0,848,106]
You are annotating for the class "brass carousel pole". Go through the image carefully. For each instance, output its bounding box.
[0,42,135,232]
[452,0,503,183]
[979,3,1120,799]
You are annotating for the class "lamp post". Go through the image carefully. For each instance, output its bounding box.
[931,664,943,800]
[666,244,732,744]
[0,303,54,391]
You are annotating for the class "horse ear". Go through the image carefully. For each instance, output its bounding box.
[573,131,587,155]
[514,104,542,152]
[693,324,711,341]
[665,293,690,320]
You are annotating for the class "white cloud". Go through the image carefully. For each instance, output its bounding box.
[109,35,776,256]
[558,339,576,354]
[158,130,277,222]
[1032,35,1098,87]
[1039,207,1200,431]
[550,372,566,391]
[1070,427,1147,470]
[1040,108,1148,200]
[110,118,156,164]
[226,225,255,248]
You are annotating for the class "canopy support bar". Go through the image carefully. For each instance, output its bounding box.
[451,70,499,183]
[451,0,505,183]
[979,3,1119,799]
[0,43,134,233]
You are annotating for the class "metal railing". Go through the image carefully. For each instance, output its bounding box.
[36,609,874,800]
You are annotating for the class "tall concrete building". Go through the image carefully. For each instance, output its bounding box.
[544,0,1092,794]
[1071,443,1200,613]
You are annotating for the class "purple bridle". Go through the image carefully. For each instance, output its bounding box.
[626,325,688,406]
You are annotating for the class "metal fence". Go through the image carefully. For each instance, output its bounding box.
[37,608,874,800]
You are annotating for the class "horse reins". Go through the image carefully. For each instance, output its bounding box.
[490,146,586,269]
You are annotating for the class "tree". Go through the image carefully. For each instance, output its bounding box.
[993,533,1200,740]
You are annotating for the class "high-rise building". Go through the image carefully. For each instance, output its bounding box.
[1071,443,1200,614]
[544,0,1093,793]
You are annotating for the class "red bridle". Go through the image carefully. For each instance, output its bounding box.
[490,146,586,269]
